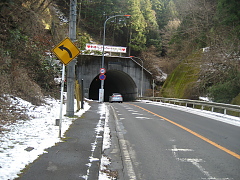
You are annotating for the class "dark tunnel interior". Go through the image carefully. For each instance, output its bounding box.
[89,70,137,102]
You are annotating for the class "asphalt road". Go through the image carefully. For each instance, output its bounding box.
[107,102,240,180]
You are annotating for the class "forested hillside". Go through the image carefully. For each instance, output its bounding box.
[57,0,240,103]
[158,0,240,104]
[0,0,239,123]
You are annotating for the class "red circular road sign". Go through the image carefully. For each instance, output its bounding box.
[99,74,106,80]
[100,68,106,74]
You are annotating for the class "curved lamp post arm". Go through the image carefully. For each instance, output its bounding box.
[101,15,131,68]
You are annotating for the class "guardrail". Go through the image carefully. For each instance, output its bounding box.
[137,97,240,117]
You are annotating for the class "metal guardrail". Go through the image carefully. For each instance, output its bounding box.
[137,97,240,117]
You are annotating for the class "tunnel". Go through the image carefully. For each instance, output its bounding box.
[89,70,137,102]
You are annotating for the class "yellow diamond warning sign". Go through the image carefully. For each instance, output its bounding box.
[52,37,80,65]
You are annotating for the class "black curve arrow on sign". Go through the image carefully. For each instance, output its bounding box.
[58,45,72,58]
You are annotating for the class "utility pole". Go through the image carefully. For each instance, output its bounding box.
[66,0,77,117]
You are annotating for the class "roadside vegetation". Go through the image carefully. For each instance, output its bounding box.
[160,0,240,104]
[0,0,64,124]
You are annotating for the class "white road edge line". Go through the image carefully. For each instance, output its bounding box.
[111,105,137,180]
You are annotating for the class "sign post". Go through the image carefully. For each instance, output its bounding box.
[58,64,65,137]
[99,89,104,102]
[52,37,80,137]
[99,68,106,102]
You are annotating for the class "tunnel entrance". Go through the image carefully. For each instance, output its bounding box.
[89,70,137,102]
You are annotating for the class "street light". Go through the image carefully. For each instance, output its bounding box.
[129,56,143,97]
[99,14,131,103]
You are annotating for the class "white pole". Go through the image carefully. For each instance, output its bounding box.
[99,16,107,103]
[141,59,143,97]
[59,64,65,138]
[99,14,131,102]
[153,79,155,97]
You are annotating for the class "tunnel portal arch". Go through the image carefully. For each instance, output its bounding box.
[89,70,137,101]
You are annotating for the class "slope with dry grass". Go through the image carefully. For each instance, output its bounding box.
[0,0,66,124]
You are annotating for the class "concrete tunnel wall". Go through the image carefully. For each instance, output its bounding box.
[76,55,152,101]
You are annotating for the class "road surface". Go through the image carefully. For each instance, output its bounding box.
[107,101,240,180]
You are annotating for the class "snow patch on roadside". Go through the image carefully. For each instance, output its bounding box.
[0,95,90,180]
[98,155,111,180]
[98,104,113,180]
[83,103,112,180]
[102,104,111,151]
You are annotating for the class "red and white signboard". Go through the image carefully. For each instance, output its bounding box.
[86,44,126,53]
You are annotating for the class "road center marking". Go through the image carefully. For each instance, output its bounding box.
[135,116,152,120]
[128,103,240,160]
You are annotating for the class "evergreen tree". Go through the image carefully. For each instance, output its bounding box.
[151,0,170,28]
[217,0,240,26]
[141,0,159,29]
[127,0,148,51]
[216,0,240,38]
